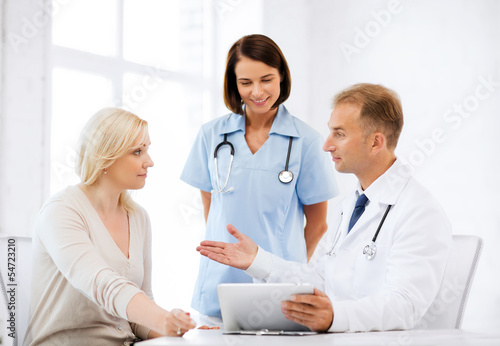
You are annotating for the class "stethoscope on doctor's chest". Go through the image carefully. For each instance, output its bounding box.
[211,134,294,194]
[326,204,393,260]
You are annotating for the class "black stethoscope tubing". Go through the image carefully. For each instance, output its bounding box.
[278,137,294,184]
[212,134,235,193]
[327,204,392,260]
[213,134,294,191]
[214,134,234,158]
[371,204,392,243]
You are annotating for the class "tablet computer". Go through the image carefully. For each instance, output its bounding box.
[217,283,316,334]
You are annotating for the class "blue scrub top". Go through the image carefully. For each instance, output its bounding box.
[181,105,338,317]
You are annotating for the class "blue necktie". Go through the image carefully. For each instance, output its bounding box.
[348,194,369,233]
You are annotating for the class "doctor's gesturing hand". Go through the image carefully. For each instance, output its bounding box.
[196,224,258,270]
[197,224,334,332]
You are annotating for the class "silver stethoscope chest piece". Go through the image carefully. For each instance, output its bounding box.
[363,242,377,260]
[278,170,293,184]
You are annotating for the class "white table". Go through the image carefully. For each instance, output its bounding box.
[137,329,500,345]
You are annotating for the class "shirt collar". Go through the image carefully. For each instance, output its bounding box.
[355,158,411,206]
[269,105,299,137]
[353,189,370,207]
[218,112,246,135]
[217,105,300,138]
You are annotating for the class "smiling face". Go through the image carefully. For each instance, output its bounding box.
[105,131,154,191]
[234,56,281,118]
[323,103,373,176]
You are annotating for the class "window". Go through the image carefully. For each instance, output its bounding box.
[50,0,210,310]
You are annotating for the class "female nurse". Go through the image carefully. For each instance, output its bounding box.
[181,34,338,320]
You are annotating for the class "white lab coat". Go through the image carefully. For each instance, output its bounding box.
[246,159,452,332]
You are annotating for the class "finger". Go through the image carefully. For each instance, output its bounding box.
[199,240,228,248]
[282,307,314,329]
[197,248,234,266]
[282,301,312,315]
[282,303,317,326]
[173,324,193,336]
[289,293,318,305]
[226,224,246,241]
[284,309,316,324]
[198,249,221,259]
[227,224,258,256]
[290,288,329,305]
[197,245,226,255]
[314,288,328,297]
[172,309,196,329]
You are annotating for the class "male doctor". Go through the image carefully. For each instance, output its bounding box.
[197,83,452,332]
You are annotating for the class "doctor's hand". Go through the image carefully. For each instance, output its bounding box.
[196,224,258,270]
[281,288,333,332]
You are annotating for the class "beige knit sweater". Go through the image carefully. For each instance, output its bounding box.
[25,185,153,345]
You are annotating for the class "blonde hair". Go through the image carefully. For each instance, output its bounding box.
[333,83,404,149]
[76,107,149,212]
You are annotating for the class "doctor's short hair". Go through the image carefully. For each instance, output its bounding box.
[76,107,149,212]
[223,34,291,115]
[333,83,404,149]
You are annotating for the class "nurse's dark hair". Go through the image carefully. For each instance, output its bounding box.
[223,34,291,115]
[333,83,404,149]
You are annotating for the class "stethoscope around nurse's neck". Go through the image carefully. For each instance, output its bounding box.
[212,134,235,194]
[326,204,393,260]
[211,133,294,194]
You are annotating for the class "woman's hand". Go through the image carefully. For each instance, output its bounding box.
[162,309,197,337]
[128,293,196,338]
[196,224,258,270]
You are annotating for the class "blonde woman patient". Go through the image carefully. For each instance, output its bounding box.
[25,108,196,345]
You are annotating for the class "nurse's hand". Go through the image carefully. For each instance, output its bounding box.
[196,224,258,270]
[281,288,333,332]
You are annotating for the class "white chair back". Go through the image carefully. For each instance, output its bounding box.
[418,235,482,329]
[0,236,32,346]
